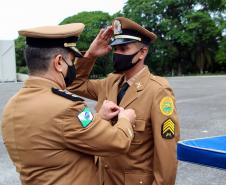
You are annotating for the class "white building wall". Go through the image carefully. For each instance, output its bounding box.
[0,40,17,82]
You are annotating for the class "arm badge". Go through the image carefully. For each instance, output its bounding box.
[161,119,175,139]
[160,96,174,116]
[78,107,93,128]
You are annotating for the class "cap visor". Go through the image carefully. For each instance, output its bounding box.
[69,47,83,58]
[110,38,137,46]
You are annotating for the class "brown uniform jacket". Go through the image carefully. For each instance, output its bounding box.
[69,59,180,185]
[1,77,134,185]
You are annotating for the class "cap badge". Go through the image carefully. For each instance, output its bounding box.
[113,20,122,35]
[64,43,77,47]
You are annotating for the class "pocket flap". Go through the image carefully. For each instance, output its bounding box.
[125,172,154,185]
[133,120,146,131]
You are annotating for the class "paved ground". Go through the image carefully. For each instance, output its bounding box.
[0,76,226,185]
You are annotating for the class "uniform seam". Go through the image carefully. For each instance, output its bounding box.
[12,95,24,173]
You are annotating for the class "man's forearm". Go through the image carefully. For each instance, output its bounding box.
[68,56,98,100]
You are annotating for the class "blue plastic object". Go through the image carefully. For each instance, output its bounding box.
[177,136,226,170]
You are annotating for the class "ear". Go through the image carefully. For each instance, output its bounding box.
[53,54,64,72]
[139,47,148,60]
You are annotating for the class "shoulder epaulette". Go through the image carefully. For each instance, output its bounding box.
[52,88,84,102]
[150,74,169,87]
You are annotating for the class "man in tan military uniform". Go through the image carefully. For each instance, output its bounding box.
[1,23,136,185]
[69,17,180,185]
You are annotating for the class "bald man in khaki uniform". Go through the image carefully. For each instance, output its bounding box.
[69,17,180,185]
[1,23,136,185]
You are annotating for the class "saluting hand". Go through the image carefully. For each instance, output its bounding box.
[85,26,113,58]
[98,100,120,121]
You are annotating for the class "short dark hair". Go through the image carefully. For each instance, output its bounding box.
[135,41,149,49]
[24,46,71,75]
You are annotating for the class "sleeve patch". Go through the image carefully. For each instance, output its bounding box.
[77,107,93,128]
[161,119,175,139]
[52,88,84,102]
[160,96,174,116]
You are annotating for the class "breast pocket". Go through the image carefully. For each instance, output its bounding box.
[125,172,154,185]
[131,120,146,144]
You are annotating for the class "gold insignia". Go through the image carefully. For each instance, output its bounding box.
[161,119,175,139]
[135,82,142,89]
[64,43,77,47]
[113,20,122,35]
[160,96,174,116]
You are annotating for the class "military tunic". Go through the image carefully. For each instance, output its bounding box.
[2,77,133,185]
[69,59,180,185]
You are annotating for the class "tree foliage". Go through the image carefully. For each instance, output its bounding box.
[15,36,28,73]
[123,0,226,75]
[15,1,226,76]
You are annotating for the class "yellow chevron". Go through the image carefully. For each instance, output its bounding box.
[163,119,175,134]
[163,120,174,129]
[163,121,174,130]
[163,124,174,132]
[163,126,174,134]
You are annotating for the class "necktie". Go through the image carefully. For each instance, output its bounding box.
[117,82,129,104]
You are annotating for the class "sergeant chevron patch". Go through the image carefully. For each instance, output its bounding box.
[161,119,175,139]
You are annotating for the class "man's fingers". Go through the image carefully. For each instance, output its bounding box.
[107,45,112,52]
[119,107,124,111]
[111,106,120,113]
[97,28,105,39]
[108,102,120,110]
[108,110,120,118]
[102,26,113,40]
[106,26,113,39]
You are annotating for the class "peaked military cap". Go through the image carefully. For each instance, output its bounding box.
[111,17,157,46]
[18,23,85,57]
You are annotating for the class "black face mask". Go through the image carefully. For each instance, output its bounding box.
[62,58,76,87]
[113,49,141,72]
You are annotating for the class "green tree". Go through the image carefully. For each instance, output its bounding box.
[216,36,226,65]
[185,11,221,73]
[123,0,195,75]
[15,36,28,73]
[122,0,225,75]
[14,2,226,76]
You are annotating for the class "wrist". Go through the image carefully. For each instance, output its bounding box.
[118,116,130,123]
[97,112,107,121]
[84,50,97,59]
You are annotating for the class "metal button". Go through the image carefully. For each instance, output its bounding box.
[132,124,136,128]
[104,164,108,168]
[139,180,143,184]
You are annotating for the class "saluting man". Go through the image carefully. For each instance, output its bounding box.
[1,23,136,185]
[69,17,180,185]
